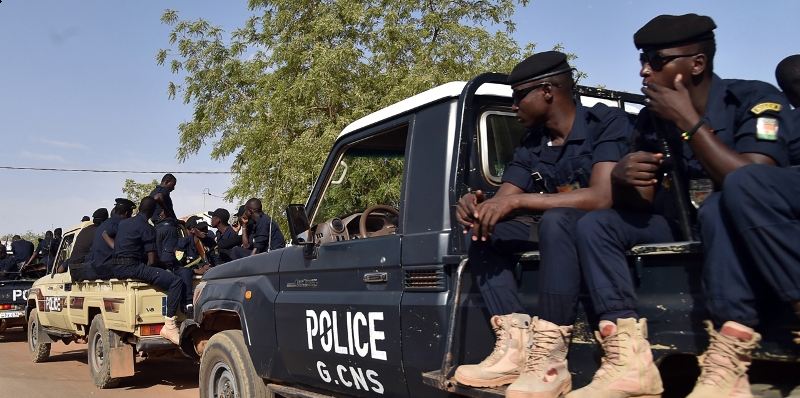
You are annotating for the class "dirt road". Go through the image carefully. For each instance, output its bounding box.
[0,327,199,398]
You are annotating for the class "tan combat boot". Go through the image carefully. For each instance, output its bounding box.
[506,317,573,398]
[160,315,180,345]
[566,318,662,398]
[686,321,761,398]
[454,313,531,387]
[792,301,800,344]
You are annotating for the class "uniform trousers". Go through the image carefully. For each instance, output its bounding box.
[575,208,677,322]
[709,164,800,327]
[468,208,588,326]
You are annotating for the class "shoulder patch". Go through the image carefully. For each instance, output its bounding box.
[750,102,782,115]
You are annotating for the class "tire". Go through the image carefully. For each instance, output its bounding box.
[87,315,121,388]
[0,319,8,334]
[27,309,50,362]
[199,330,269,398]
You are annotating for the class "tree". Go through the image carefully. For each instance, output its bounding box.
[122,178,158,203]
[2,231,44,249]
[158,1,562,224]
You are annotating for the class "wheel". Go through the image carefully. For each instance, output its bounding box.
[199,330,269,398]
[87,314,121,388]
[0,319,8,334]
[27,309,50,362]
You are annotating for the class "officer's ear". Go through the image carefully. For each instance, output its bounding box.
[690,53,708,77]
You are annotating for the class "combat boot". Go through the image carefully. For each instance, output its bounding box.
[792,301,800,344]
[566,318,662,398]
[686,321,760,398]
[454,313,531,387]
[160,315,180,345]
[506,317,573,398]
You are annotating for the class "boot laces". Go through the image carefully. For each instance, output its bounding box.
[592,331,627,382]
[696,321,758,387]
[481,321,510,365]
[523,327,561,375]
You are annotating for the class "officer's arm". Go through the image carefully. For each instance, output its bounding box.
[240,224,251,249]
[688,127,776,185]
[152,192,165,207]
[495,183,524,197]
[506,162,617,211]
[102,231,115,249]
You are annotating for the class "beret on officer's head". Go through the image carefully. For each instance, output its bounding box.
[114,198,136,211]
[634,13,716,50]
[92,208,109,220]
[507,51,572,86]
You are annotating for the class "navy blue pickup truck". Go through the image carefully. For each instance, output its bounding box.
[179,74,798,398]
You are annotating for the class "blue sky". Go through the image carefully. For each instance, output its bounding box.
[0,0,797,235]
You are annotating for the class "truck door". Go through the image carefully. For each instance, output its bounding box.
[37,232,75,331]
[275,122,410,398]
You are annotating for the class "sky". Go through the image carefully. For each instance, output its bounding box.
[0,0,797,236]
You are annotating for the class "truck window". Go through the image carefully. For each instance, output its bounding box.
[312,125,407,236]
[479,110,526,184]
[53,233,75,274]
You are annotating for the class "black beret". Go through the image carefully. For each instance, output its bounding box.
[92,208,109,220]
[81,216,90,222]
[508,51,572,86]
[235,205,247,217]
[114,198,136,210]
[634,14,716,50]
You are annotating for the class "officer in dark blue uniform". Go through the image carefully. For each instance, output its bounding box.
[209,208,237,264]
[715,54,800,344]
[108,196,184,345]
[89,198,136,278]
[231,198,286,259]
[453,51,634,392]
[570,14,792,398]
[149,173,177,223]
[10,235,34,270]
[0,246,18,278]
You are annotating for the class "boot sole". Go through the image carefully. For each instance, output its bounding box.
[453,373,518,388]
[506,378,571,398]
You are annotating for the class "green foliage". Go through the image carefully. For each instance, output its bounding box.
[157,1,576,228]
[2,231,43,248]
[122,178,159,203]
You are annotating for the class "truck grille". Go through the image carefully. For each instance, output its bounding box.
[404,266,446,291]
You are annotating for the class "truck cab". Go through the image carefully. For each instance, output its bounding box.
[186,73,798,398]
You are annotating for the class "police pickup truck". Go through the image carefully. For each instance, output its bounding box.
[25,221,194,388]
[0,277,33,333]
[182,73,798,398]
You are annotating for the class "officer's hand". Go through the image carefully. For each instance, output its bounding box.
[455,190,485,231]
[642,74,701,132]
[612,151,663,187]
[473,195,517,241]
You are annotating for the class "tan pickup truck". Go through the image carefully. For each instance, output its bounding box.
[25,221,194,388]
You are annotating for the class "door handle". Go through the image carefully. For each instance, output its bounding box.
[363,272,388,283]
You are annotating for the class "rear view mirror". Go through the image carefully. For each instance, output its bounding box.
[285,204,311,245]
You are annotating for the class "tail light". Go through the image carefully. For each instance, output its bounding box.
[140,324,164,336]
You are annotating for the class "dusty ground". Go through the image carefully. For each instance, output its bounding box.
[0,327,199,398]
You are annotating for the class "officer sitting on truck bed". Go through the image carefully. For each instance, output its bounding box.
[10,235,34,272]
[231,198,286,259]
[0,246,18,279]
[88,198,136,278]
[569,14,793,398]
[58,208,108,275]
[452,51,635,397]
[102,196,184,345]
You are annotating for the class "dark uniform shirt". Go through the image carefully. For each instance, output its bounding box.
[10,240,34,264]
[68,224,97,264]
[788,108,800,165]
[149,185,175,224]
[634,74,791,223]
[251,213,286,252]
[89,215,123,268]
[502,103,634,194]
[155,219,179,266]
[215,226,238,264]
[114,213,156,262]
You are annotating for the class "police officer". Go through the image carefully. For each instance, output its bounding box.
[10,235,34,272]
[569,14,792,398]
[209,208,237,264]
[231,198,285,259]
[150,173,177,223]
[452,51,634,396]
[88,198,136,278]
[106,196,184,345]
[712,54,800,347]
[49,228,62,269]
[0,245,18,278]
[60,208,108,275]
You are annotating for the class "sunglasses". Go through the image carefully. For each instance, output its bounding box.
[512,82,551,105]
[639,51,701,71]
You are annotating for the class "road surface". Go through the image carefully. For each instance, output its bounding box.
[0,327,199,398]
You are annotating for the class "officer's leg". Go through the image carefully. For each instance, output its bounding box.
[125,264,184,318]
[468,217,536,316]
[537,208,587,325]
[171,266,194,309]
[231,246,251,260]
[698,192,759,327]
[722,165,800,305]
[575,209,675,321]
